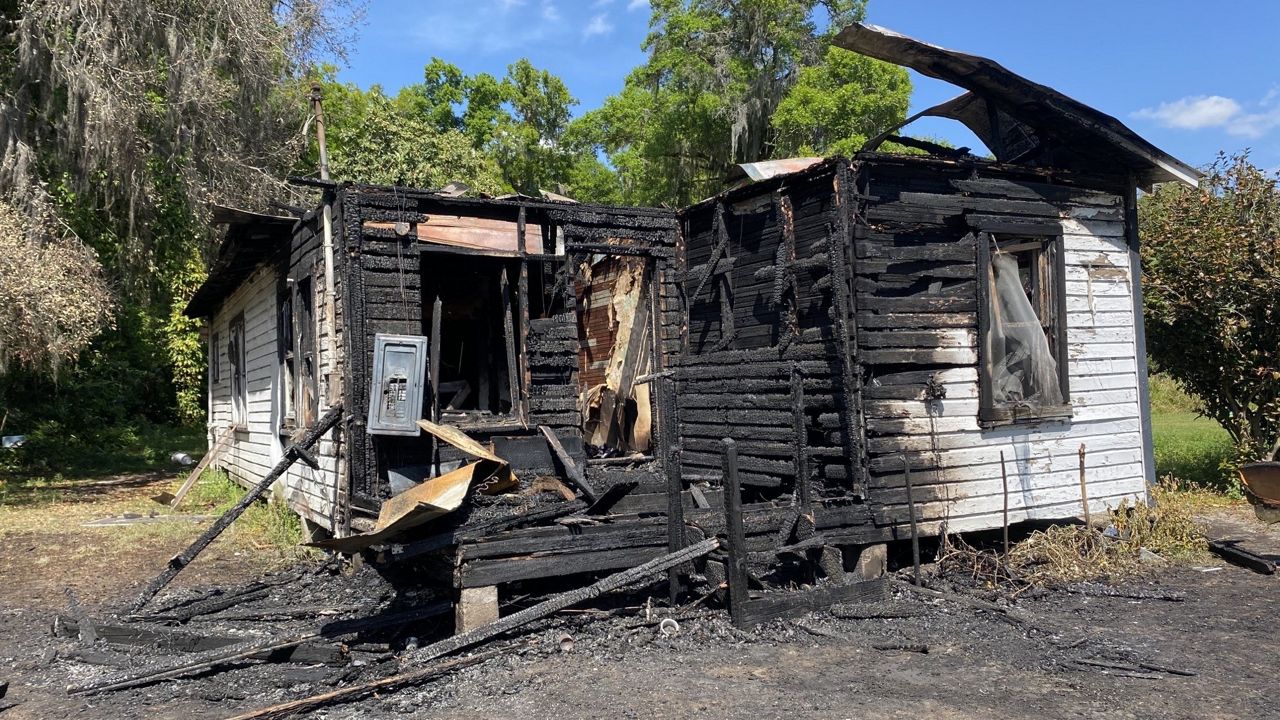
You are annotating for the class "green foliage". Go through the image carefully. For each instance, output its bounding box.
[0,421,205,479]
[165,255,209,424]
[1140,153,1280,464]
[1148,371,1201,414]
[493,59,578,194]
[319,77,505,193]
[573,0,909,206]
[183,469,309,556]
[771,46,911,157]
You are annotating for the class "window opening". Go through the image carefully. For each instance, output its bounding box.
[228,313,247,428]
[979,232,1069,425]
[421,255,521,419]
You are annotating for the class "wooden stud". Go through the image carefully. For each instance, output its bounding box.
[723,438,748,627]
[903,453,921,587]
[831,164,863,495]
[1000,450,1010,555]
[791,363,809,509]
[658,375,682,604]
[499,269,519,418]
[516,206,531,422]
[430,294,442,474]
[1079,444,1091,527]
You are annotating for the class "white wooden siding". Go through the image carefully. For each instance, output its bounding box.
[208,263,342,532]
[867,211,1149,534]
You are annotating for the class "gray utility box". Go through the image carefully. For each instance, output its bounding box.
[366,334,429,436]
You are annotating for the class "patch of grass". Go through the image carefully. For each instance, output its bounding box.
[1152,411,1237,494]
[1,422,206,481]
[942,479,1212,590]
[1111,480,1212,562]
[177,469,312,560]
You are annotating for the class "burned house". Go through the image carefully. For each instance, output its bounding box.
[182,23,1200,627]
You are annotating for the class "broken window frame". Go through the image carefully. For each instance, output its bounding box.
[294,276,319,428]
[210,330,221,385]
[228,313,247,429]
[279,275,319,433]
[975,229,1071,428]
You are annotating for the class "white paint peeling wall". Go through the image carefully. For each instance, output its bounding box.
[869,213,1149,534]
[207,263,341,532]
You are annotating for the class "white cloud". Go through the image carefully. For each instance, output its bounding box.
[627,0,648,10]
[583,13,613,38]
[1133,95,1242,130]
[1134,92,1280,139]
[1226,109,1280,139]
[541,0,560,21]
[498,0,525,10]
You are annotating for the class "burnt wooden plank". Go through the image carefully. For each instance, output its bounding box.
[735,578,888,627]
[458,545,667,587]
[858,295,977,313]
[458,522,667,560]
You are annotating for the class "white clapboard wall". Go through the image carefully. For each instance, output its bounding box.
[863,195,1149,535]
[207,263,341,531]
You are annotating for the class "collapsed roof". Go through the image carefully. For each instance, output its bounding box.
[834,23,1201,189]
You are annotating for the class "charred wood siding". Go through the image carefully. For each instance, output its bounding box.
[854,156,1148,534]
[675,163,864,514]
[339,186,679,508]
[341,188,427,505]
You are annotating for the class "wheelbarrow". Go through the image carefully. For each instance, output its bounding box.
[1239,462,1280,524]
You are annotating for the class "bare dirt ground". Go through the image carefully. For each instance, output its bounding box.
[1,473,1277,720]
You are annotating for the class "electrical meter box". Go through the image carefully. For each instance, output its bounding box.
[366,334,429,436]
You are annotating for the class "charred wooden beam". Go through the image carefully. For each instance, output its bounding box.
[68,599,449,695]
[734,578,888,627]
[539,425,597,502]
[130,405,343,613]
[383,501,586,564]
[499,269,520,418]
[722,438,749,628]
[791,364,810,509]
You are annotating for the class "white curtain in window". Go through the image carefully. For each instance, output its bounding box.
[985,252,1063,407]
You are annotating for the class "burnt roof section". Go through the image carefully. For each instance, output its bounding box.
[184,206,296,318]
[834,23,1201,189]
[682,157,845,216]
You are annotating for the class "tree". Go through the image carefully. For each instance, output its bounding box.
[493,59,578,195]
[378,58,587,197]
[771,45,911,157]
[0,0,361,426]
[318,79,505,194]
[573,0,897,207]
[0,199,113,376]
[1140,153,1280,463]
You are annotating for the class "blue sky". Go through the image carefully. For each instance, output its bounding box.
[340,0,1280,173]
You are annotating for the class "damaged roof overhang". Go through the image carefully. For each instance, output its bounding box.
[184,205,296,319]
[835,23,1202,189]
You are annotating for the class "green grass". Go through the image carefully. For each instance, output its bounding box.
[1152,411,1238,495]
[1148,373,1202,414]
[181,469,311,557]
[1147,371,1238,494]
[1,421,206,479]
